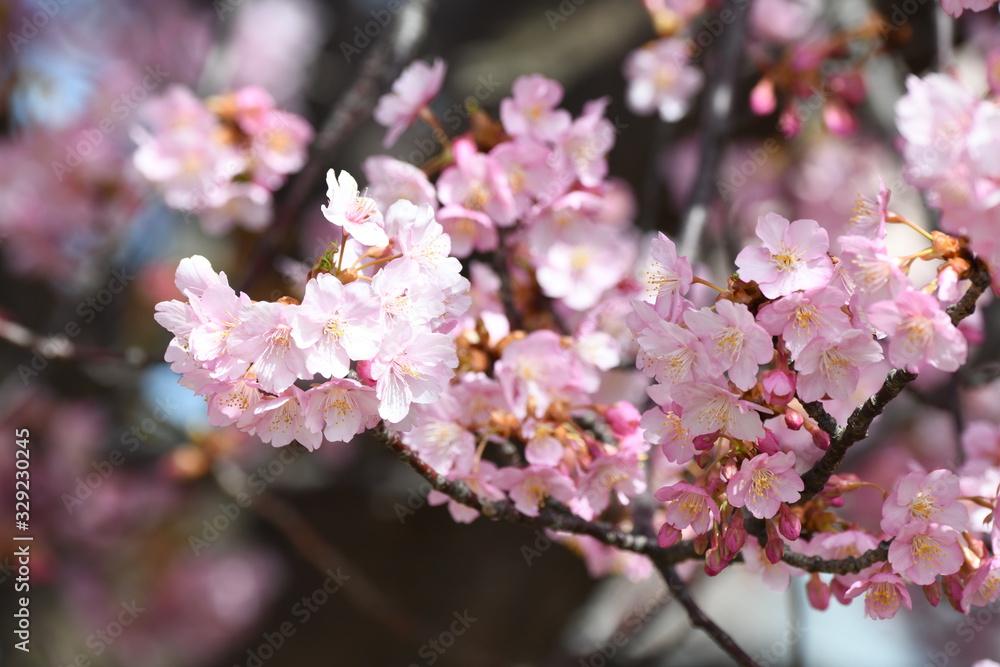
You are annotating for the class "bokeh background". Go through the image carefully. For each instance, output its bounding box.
[2,0,1000,665]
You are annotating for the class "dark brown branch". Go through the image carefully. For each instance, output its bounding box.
[677,0,752,260]
[238,0,434,294]
[797,257,992,503]
[0,315,148,367]
[655,562,761,667]
[781,540,891,575]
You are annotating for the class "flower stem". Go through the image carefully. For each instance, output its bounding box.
[693,276,725,293]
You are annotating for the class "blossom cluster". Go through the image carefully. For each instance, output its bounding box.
[157,55,1000,609]
[154,176,469,450]
[133,85,313,235]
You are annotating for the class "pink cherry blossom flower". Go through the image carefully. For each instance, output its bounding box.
[291,273,381,379]
[499,74,572,142]
[321,170,389,247]
[373,58,446,148]
[837,235,910,308]
[246,386,322,450]
[251,109,313,176]
[206,378,263,427]
[495,329,599,419]
[654,481,720,536]
[370,257,447,328]
[227,301,309,394]
[435,205,498,258]
[755,286,852,359]
[881,469,969,535]
[939,0,998,19]
[794,330,885,402]
[961,556,1000,612]
[867,290,968,373]
[534,229,633,311]
[742,538,801,592]
[524,425,564,467]
[642,232,693,302]
[427,462,505,524]
[303,378,380,444]
[489,140,561,217]
[640,403,697,464]
[623,38,704,122]
[362,155,438,214]
[370,322,458,423]
[492,466,576,517]
[845,572,913,620]
[727,451,804,519]
[804,530,882,603]
[672,382,771,441]
[845,179,890,240]
[576,451,647,519]
[402,413,476,476]
[683,299,773,391]
[735,213,834,299]
[636,318,714,387]
[887,522,965,586]
[187,283,251,364]
[436,136,516,226]
[556,97,616,188]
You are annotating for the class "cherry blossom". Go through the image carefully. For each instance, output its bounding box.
[881,469,970,535]
[623,38,704,122]
[726,451,804,519]
[321,170,390,247]
[735,213,834,299]
[373,58,447,148]
[867,290,968,373]
[844,572,913,620]
[887,522,965,585]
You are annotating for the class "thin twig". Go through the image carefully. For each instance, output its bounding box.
[677,0,752,261]
[655,562,761,667]
[0,315,147,366]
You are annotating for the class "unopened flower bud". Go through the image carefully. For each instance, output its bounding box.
[764,521,784,565]
[784,409,804,430]
[756,428,781,455]
[761,369,796,405]
[777,503,801,541]
[923,581,942,608]
[658,524,682,548]
[807,573,830,611]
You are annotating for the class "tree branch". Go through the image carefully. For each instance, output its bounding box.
[781,540,891,575]
[654,562,761,667]
[677,0,752,261]
[797,257,992,503]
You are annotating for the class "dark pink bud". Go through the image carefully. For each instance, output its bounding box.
[704,545,728,576]
[806,422,830,450]
[756,428,781,455]
[823,100,858,137]
[807,573,830,611]
[693,432,718,451]
[942,575,965,612]
[658,523,682,548]
[764,521,784,565]
[355,359,376,386]
[784,409,804,431]
[725,511,747,553]
[750,77,777,116]
[829,70,866,105]
[761,369,796,405]
[779,104,803,138]
[777,504,801,541]
[694,449,715,469]
[923,581,942,608]
[606,401,642,438]
[830,578,851,605]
